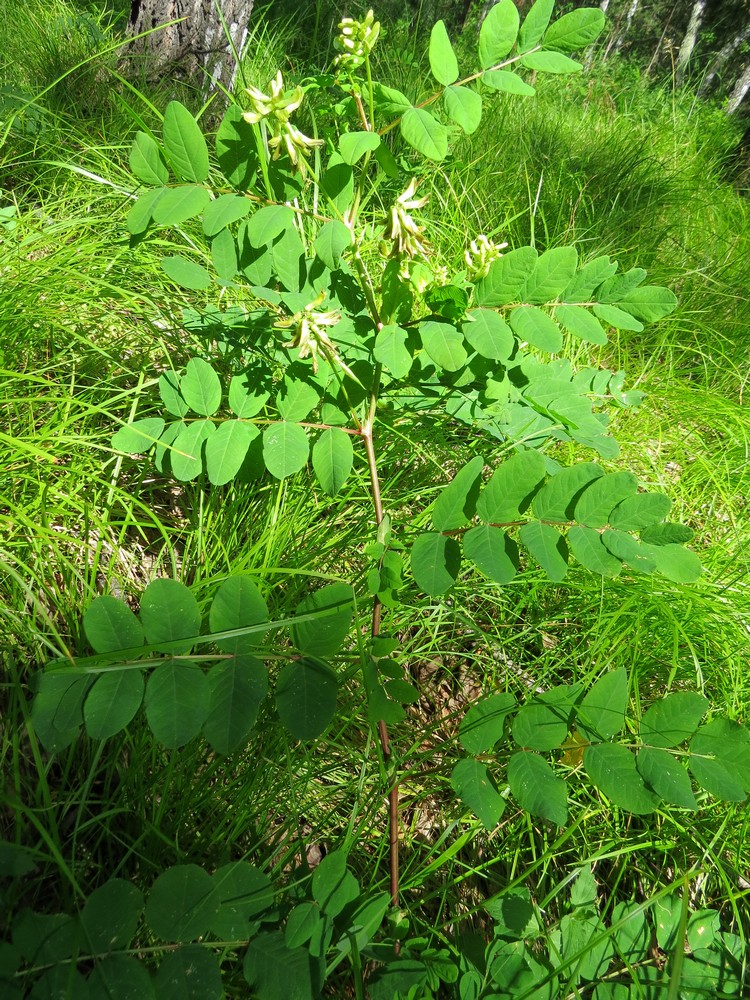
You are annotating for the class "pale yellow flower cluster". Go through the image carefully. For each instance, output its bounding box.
[242,71,322,177]
[464,234,508,280]
[276,291,354,377]
[382,178,430,259]
[334,9,381,72]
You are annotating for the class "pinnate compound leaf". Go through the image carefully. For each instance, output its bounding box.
[152,185,211,226]
[464,308,514,360]
[140,579,201,654]
[508,751,568,826]
[204,655,267,754]
[411,532,461,595]
[533,462,603,522]
[522,247,578,303]
[312,428,354,496]
[519,521,568,581]
[81,879,144,953]
[338,130,380,164]
[637,747,697,810]
[509,306,563,352]
[180,358,222,415]
[263,421,309,479]
[145,662,209,747]
[205,420,255,485]
[463,524,519,584]
[474,245,538,306]
[112,417,165,454]
[460,693,516,753]
[210,575,268,654]
[689,718,750,801]
[576,668,627,741]
[84,671,144,740]
[640,692,708,748]
[512,701,570,751]
[374,324,412,378]
[584,743,660,814]
[419,320,467,370]
[171,420,215,481]
[477,449,546,523]
[84,596,144,653]
[163,101,209,182]
[451,759,505,828]
[146,865,219,941]
[245,204,295,248]
[609,492,671,530]
[155,946,222,1000]
[521,50,582,73]
[210,862,274,938]
[519,0,555,49]
[202,194,251,236]
[313,220,352,270]
[554,304,607,345]
[575,471,638,528]
[275,657,338,740]
[400,108,448,161]
[129,131,168,185]
[479,0,520,68]
[429,20,459,85]
[432,455,484,531]
[161,255,212,290]
[443,85,483,134]
[542,8,606,52]
[568,525,622,577]
[482,69,535,95]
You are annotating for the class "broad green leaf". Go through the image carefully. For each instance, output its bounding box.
[243,931,321,1000]
[686,909,721,953]
[32,967,87,998]
[482,70,535,95]
[554,304,608,345]
[313,220,352,270]
[569,867,598,908]
[615,285,678,323]
[205,419,255,485]
[543,8,606,52]
[584,744,660,814]
[574,471,639,528]
[410,532,461,595]
[477,449,546,522]
[276,375,320,422]
[180,358,222,415]
[432,455,484,531]
[459,693,516,754]
[146,864,219,942]
[83,596,144,653]
[293,583,354,658]
[400,107,448,161]
[464,308,514,360]
[522,247,578,303]
[321,153,354,211]
[112,417,165,454]
[140,579,201,654]
[419,319,467,371]
[31,673,90,750]
[12,910,78,964]
[533,462,603,522]
[145,662,209,747]
[275,657,338,740]
[228,375,268,418]
[562,255,618,301]
[463,525,519,584]
[512,701,570,751]
[215,104,258,189]
[637,747,697,810]
[429,20,459,85]
[576,668,627,740]
[89,955,155,1000]
[509,306,563,352]
[654,896,682,951]
[521,50,582,73]
[285,903,322,949]
[245,204,295,248]
[598,268,647,301]
[272,223,305,292]
[81,879,144,953]
[84,671,144,740]
[129,131,168,185]
[374,324,412,378]
[210,575,268,653]
[171,420,215,481]
[335,891,391,954]
[602,529,657,573]
[210,862,274,938]
[611,901,650,964]
[474,246,538,307]
[0,843,34,877]
[609,492,671,530]
[552,912,613,981]
[519,0,555,49]
[568,525,622,577]
[162,101,209,182]
[650,543,702,584]
[161,255,212,290]
[443,85,483,134]
[371,83,412,114]
[202,194,252,236]
[154,946,222,1000]
[238,231,273,285]
[450,758,505,828]
[519,521,568,581]
[640,522,694,545]
[593,303,644,331]
[126,186,167,235]
[312,428,354,496]
[640,692,708,748]
[312,850,359,917]
[338,130,380,164]
[204,655,267,754]
[152,185,211,226]
[263,422,309,479]
[159,371,189,417]
[690,718,750,800]
[479,0,520,68]
[508,751,568,825]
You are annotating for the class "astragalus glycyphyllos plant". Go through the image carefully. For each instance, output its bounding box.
[16,3,750,998]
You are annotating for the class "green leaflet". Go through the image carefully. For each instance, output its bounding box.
[374,324,412,378]
[576,668,628,741]
[637,748,697,810]
[431,455,484,531]
[567,525,622,577]
[129,131,168,185]
[583,743,660,814]
[542,8,607,52]
[508,751,568,826]
[211,862,274,937]
[84,671,144,740]
[520,51,582,73]
[276,373,320,421]
[509,306,563,352]
[474,245,538,306]
[464,308,514,360]
[419,319,467,371]
[204,655,267,754]
[139,579,201,654]
[152,185,211,227]
[554,304,608,345]
[533,462,603,522]
[210,575,269,654]
[162,101,210,182]
[293,583,354,658]
[476,450,546,522]
[689,718,750,801]
[463,525,519,584]
[443,85,483,134]
[180,358,222,415]
[519,520,568,580]
[312,428,354,496]
[215,104,258,189]
[429,20,458,86]
[338,130,380,165]
[519,0,555,50]
[593,303,644,331]
[615,285,678,323]
[262,421,309,479]
[212,228,238,280]
[275,657,338,740]
[410,532,461,595]
[313,220,352,270]
[145,865,219,941]
[202,194,252,236]
[205,420,256,485]
[640,691,708,748]
[482,70,535,96]
[450,758,505,828]
[574,471,639,527]
[512,700,570,751]
[228,373,269,418]
[459,692,516,753]
[609,491,671,529]
[522,246,578,303]
[145,663,210,748]
[171,420,216,481]
[83,595,144,653]
[161,255,212,290]
[81,880,144,953]
[245,204,295,248]
[479,0,520,68]
[400,107,448,161]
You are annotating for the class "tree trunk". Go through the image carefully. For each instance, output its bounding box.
[699,24,750,95]
[675,0,707,86]
[727,61,750,114]
[127,0,254,94]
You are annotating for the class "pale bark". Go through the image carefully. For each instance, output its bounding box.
[699,24,750,94]
[614,0,641,52]
[727,60,750,113]
[675,0,707,85]
[127,0,254,94]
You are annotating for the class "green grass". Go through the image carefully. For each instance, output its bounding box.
[2,2,750,997]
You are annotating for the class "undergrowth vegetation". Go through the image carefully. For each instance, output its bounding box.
[1,1,749,998]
